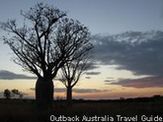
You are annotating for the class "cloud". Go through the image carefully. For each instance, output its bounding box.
[85,72,101,75]
[106,77,115,79]
[0,70,36,79]
[85,76,91,79]
[111,76,163,88]
[104,77,116,83]
[92,31,163,76]
[54,88,65,93]
[104,80,112,82]
[30,88,107,93]
[29,88,35,91]
[86,62,99,70]
[73,88,107,93]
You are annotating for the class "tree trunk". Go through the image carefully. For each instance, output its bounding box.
[35,77,54,108]
[66,86,72,102]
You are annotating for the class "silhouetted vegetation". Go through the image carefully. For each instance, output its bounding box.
[0,96,163,122]
[0,3,92,108]
[59,49,92,102]
[3,89,24,99]
[11,89,24,99]
[3,89,11,99]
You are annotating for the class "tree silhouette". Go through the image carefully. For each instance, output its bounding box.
[11,89,24,99]
[4,89,11,99]
[11,89,19,95]
[0,3,92,107]
[59,53,92,102]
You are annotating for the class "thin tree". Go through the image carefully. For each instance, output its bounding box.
[0,3,92,107]
[59,53,92,102]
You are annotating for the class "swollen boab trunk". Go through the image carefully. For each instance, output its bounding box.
[35,77,54,108]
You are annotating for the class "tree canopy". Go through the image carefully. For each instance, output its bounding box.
[1,3,92,80]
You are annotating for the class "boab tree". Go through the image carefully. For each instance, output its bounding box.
[0,3,92,106]
[59,54,92,102]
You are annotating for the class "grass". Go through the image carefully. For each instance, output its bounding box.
[0,96,163,122]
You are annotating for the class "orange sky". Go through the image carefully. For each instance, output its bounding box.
[0,1,163,100]
[0,79,163,100]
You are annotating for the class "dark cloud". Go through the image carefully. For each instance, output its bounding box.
[111,76,163,88]
[86,62,99,70]
[30,88,107,93]
[93,31,163,76]
[104,80,112,82]
[85,76,91,79]
[104,77,116,83]
[73,88,107,93]
[0,70,36,79]
[54,88,65,93]
[85,71,101,75]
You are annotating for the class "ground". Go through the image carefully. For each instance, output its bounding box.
[0,96,163,122]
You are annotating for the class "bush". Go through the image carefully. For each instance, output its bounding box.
[4,89,11,99]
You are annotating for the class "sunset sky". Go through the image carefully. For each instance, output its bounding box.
[0,0,163,99]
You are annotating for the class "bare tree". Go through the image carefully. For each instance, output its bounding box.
[59,53,92,102]
[0,3,92,106]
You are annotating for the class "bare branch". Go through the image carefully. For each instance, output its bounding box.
[55,18,93,95]
[1,3,93,85]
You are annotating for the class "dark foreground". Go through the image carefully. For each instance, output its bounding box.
[0,96,163,122]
